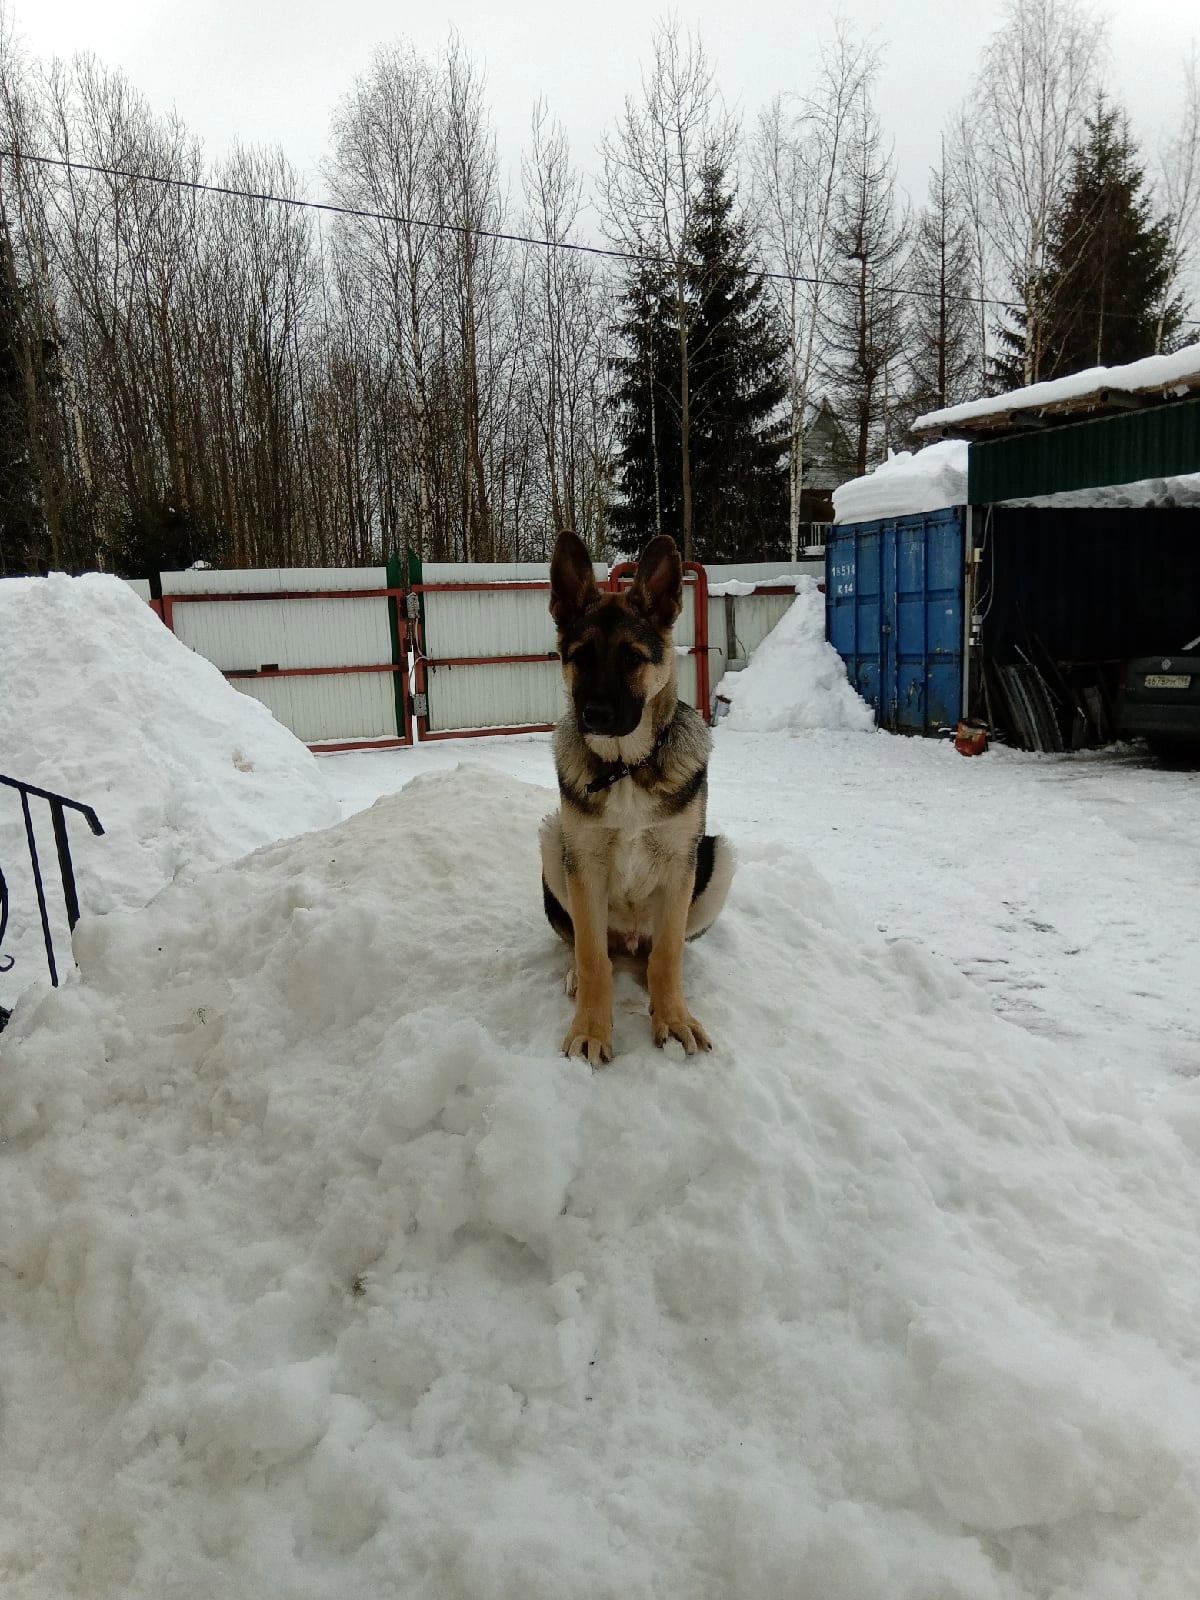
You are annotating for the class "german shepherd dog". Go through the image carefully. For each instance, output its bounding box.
[540,531,734,1064]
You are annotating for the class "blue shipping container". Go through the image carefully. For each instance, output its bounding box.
[826,508,965,734]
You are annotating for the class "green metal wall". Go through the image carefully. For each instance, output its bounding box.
[968,397,1200,504]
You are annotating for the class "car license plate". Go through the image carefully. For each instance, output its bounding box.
[1144,673,1191,689]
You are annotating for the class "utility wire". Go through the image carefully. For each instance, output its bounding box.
[3,145,1199,329]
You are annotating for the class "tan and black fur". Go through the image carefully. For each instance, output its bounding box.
[540,530,734,1064]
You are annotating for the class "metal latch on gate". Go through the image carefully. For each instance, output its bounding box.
[412,692,428,717]
[406,593,421,619]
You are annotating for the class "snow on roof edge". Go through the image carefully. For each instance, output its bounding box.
[914,343,1200,434]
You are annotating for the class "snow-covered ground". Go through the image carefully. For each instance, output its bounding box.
[324,730,1200,1089]
[4,586,1200,1598]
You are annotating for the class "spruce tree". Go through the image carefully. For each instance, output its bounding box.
[610,163,789,562]
[686,163,789,563]
[609,258,680,550]
[995,98,1185,387]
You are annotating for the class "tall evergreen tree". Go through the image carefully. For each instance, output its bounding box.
[904,154,981,424]
[609,259,680,550]
[610,163,789,562]
[686,164,789,562]
[995,98,1185,387]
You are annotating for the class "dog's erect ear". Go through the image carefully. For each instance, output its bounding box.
[630,535,683,628]
[549,531,600,631]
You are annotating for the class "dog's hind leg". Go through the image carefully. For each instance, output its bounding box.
[686,834,735,942]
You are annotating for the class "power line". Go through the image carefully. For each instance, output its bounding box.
[2,145,1198,329]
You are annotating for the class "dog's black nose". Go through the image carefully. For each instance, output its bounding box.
[582,702,615,733]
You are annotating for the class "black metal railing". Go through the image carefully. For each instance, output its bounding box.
[0,773,105,1029]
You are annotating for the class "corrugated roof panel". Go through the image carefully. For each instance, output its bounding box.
[969,399,1200,502]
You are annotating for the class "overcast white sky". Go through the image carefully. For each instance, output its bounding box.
[8,0,1198,226]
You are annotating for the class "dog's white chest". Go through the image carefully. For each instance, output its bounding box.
[604,780,662,919]
[602,776,656,834]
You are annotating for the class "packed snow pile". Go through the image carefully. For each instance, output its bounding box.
[1012,472,1200,509]
[831,438,1200,520]
[720,578,874,733]
[0,574,338,1004]
[708,571,819,597]
[4,765,1200,1598]
[833,439,968,524]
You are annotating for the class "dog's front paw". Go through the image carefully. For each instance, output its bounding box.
[563,1008,613,1066]
[650,1003,711,1055]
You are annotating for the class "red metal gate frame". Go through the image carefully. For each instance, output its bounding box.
[155,586,414,754]
[412,565,716,740]
[410,581,560,741]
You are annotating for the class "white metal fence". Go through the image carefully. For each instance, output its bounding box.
[159,566,408,748]
[140,557,822,748]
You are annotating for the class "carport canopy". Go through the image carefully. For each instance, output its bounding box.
[913,345,1200,505]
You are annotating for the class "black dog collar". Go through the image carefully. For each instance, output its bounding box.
[585,722,673,794]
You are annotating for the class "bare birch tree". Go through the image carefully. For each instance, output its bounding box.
[601,18,734,559]
[1158,50,1200,349]
[752,23,876,560]
[972,0,1105,384]
[520,100,611,551]
[823,82,908,475]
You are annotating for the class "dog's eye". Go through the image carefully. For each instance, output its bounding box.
[621,643,650,667]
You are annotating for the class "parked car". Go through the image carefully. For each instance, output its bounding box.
[1116,641,1200,756]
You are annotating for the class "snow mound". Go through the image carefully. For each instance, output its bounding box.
[708,572,815,597]
[3,765,1200,1598]
[1011,472,1200,509]
[0,574,338,1007]
[720,578,875,733]
[833,439,968,524]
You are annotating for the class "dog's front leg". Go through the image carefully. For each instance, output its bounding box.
[563,863,613,1066]
[648,865,712,1055]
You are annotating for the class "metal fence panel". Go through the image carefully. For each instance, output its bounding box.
[707,598,729,692]
[421,561,609,585]
[422,585,559,661]
[162,568,392,674]
[234,673,399,745]
[728,593,797,662]
[426,662,565,733]
[140,556,807,746]
[157,566,407,749]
